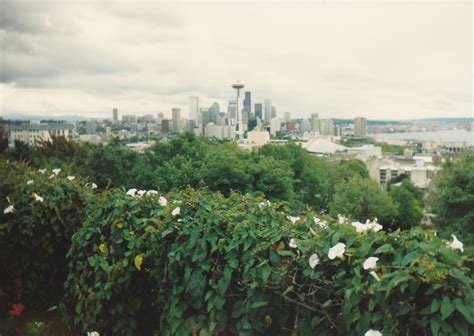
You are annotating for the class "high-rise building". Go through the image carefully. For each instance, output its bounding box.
[112,108,118,123]
[161,119,170,135]
[319,119,334,136]
[270,117,281,136]
[254,103,263,120]
[354,117,368,138]
[227,100,237,119]
[188,96,199,122]
[200,108,211,133]
[157,113,164,125]
[283,112,291,123]
[243,91,251,113]
[271,106,277,119]
[310,113,320,133]
[172,108,181,132]
[264,99,272,124]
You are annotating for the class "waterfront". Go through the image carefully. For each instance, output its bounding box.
[372,129,473,145]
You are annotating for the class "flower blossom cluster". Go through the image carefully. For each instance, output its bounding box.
[351,219,383,233]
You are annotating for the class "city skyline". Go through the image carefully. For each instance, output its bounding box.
[1,1,472,120]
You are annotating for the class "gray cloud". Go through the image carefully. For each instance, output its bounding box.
[0,0,472,120]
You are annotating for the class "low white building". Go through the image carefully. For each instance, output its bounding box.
[9,123,75,147]
[379,159,440,188]
[239,130,271,150]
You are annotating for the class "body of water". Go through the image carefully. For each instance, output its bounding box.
[371,129,473,145]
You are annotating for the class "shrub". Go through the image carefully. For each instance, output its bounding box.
[66,187,473,335]
[65,189,167,335]
[0,160,95,307]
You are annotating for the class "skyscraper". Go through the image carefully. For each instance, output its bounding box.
[354,117,368,138]
[172,108,181,132]
[310,113,320,133]
[243,91,251,113]
[319,119,334,136]
[271,106,277,119]
[227,100,237,119]
[112,108,118,123]
[188,96,199,122]
[264,99,272,124]
[254,103,263,120]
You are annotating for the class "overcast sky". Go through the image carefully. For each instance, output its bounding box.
[0,0,472,120]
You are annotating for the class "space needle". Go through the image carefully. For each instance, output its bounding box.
[232,81,244,141]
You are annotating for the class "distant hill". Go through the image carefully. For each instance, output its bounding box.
[1,114,91,122]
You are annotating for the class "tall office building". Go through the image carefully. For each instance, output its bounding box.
[271,106,277,119]
[283,112,291,123]
[310,113,320,133]
[354,117,368,138]
[172,108,181,132]
[112,108,118,123]
[264,99,272,124]
[254,103,263,120]
[227,100,237,119]
[243,91,251,113]
[188,96,199,122]
[319,119,334,136]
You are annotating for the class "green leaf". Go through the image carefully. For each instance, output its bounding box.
[431,319,441,336]
[440,297,455,320]
[455,299,474,324]
[374,244,394,254]
[431,298,440,314]
[250,301,267,309]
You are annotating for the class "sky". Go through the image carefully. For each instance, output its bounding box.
[0,0,472,120]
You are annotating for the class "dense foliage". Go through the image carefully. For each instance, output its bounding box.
[2,136,473,335]
[63,188,473,335]
[0,161,94,306]
[430,155,474,245]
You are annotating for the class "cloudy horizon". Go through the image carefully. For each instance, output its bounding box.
[0,0,472,120]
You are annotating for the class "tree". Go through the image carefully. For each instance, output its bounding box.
[330,176,397,226]
[430,155,474,244]
[389,179,423,230]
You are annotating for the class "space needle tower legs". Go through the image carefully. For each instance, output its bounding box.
[232,81,244,141]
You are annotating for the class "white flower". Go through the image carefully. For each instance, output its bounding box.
[314,217,328,228]
[33,193,44,202]
[369,271,381,282]
[259,200,271,208]
[38,169,46,174]
[27,180,33,185]
[49,174,56,179]
[159,196,168,206]
[137,190,146,197]
[338,214,348,224]
[146,190,158,195]
[52,168,61,175]
[67,176,75,181]
[448,234,463,252]
[126,188,137,196]
[309,253,320,269]
[328,242,346,260]
[363,257,379,270]
[352,221,368,233]
[87,332,100,336]
[351,219,383,233]
[4,205,15,214]
[365,330,382,336]
[289,238,298,249]
[90,183,97,189]
[172,207,180,217]
[287,216,300,224]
